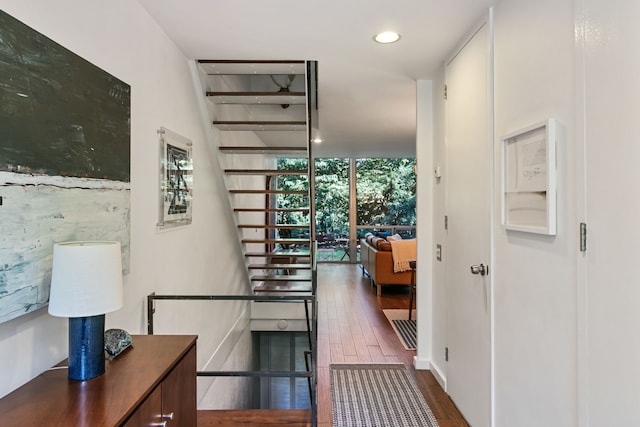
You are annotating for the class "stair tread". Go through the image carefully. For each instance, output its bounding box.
[219,146,307,154]
[207,91,306,97]
[245,251,310,258]
[234,208,310,213]
[251,274,312,282]
[230,189,307,194]
[242,238,309,244]
[253,282,314,293]
[248,263,311,269]
[197,408,311,426]
[238,224,310,229]
[224,169,308,175]
[214,120,305,124]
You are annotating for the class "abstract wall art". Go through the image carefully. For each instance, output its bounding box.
[157,127,193,228]
[0,11,131,324]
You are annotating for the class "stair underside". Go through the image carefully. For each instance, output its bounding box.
[197,59,306,75]
[207,92,306,105]
[219,146,307,156]
[213,121,306,131]
[197,408,311,426]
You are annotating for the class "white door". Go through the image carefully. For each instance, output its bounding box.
[445,16,493,427]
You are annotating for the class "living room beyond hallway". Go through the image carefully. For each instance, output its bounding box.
[315,263,468,427]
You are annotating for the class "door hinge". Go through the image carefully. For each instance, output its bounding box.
[580,222,587,252]
[445,347,449,362]
[444,215,448,230]
[444,84,448,100]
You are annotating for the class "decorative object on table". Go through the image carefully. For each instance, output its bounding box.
[157,127,193,228]
[383,309,417,350]
[331,364,438,427]
[104,328,133,359]
[49,241,124,380]
[0,11,131,326]
[501,118,560,235]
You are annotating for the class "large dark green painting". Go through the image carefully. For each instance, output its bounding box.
[0,10,130,180]
[0,11,131,324]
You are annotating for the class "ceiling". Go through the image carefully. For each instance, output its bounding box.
[137,0,495,158]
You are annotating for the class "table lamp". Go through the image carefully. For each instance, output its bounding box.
[49,241,124,381]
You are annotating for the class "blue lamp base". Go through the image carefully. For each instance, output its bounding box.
[68,314,105,381]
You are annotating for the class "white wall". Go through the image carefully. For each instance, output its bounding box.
[0,0,250,401]
[493,0,578,425]
[580,0,640,425]
[417,70,448,388]
[415,80,435,371]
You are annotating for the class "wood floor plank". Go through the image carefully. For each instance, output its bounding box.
[339,327,357,356]
[197,409,311,426]
[367,344,387,363]
[317,334,330,369]
[329,344,345,363]
[316,367,331,425]
[328,319,341,345]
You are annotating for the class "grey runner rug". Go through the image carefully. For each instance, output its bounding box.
[330,364,439,427]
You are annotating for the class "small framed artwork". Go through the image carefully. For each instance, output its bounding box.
[501,119,559,235]
[158,127,193,228]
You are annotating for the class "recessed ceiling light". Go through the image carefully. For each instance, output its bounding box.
[313,137,323,144]
[374,31,401,44]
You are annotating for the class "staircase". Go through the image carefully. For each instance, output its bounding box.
[192,60,318,425]
[197,60,317,295]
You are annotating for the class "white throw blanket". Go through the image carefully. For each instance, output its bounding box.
[390,239,416,273]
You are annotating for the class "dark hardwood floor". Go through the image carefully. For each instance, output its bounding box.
[316,263,468,427]
[199,263,468,426]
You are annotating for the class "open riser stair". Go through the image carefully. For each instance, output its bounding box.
[191,60,318,425]
[196,59,317,295]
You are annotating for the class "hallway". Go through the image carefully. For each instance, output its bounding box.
[315,263,467,426]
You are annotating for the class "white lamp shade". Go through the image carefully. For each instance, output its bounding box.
[48,241,124,317]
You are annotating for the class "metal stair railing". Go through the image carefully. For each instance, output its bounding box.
[147,286,318,426]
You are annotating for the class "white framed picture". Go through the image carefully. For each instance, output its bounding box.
[158,127,193,228]
[501,119,559,235]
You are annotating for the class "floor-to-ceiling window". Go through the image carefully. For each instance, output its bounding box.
[355,158,417,242]
[275,157,416,262]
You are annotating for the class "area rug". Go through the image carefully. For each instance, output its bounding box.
[383,309,417,350]
[330,364,439,427]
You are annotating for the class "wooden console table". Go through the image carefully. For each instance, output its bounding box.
[0,335,197,426]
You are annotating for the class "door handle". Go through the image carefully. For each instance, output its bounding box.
[470,264,489,276]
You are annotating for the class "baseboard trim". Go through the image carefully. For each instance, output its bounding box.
[413,355,430,370]
[430,361,447,391]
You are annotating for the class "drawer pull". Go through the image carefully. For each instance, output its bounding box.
[162,412,174,420]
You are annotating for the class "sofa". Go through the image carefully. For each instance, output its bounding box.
[360,233,414,295]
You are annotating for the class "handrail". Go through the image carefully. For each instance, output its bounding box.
[147,292,318,426]
[306,60,318,263]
